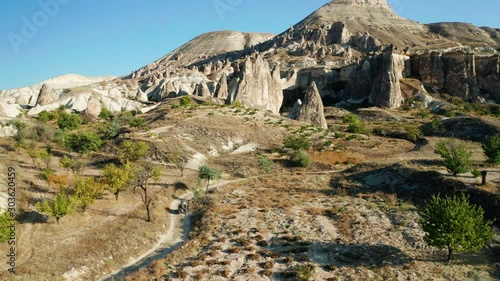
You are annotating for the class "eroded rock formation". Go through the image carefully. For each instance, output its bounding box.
[295,82,328,129]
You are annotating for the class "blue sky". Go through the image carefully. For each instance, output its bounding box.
[0,0,499,90]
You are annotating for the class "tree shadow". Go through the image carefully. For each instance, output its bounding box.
[16,211,47,224]
[296,242,412,268]
[173,182,189,191]
[331,163,500,226]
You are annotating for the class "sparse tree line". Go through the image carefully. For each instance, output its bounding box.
[1,106,498,265]
[0,108,222,231]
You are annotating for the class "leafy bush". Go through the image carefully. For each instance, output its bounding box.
[258,154,273,174]
[422,118,445,136]
[343,114,360,125]
[37,111,50,122]
[291,150,313,167]
[31,123,54,142]
[65,132,102,154]
[100,119,122,140]
[117,111,134,123]
[54,129,67,146]
[57,112,82,130]
[471,169,482,178]
[435,140,472,176]
[418,194,494,262]
[129,117,147,129]
[343,114,370,134]
[0,211,13,243]
[284,135,311,151]
[98,108,113,120]
[295,264,315,281]
[405,126,423,142]
[482,134,500,165]
[180,96,193,107]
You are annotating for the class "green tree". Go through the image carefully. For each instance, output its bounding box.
[103,163,131,200]
[39,150,52,169]
[284,135,311,151]
[482,134,500,165]
[119,140,148,164]
[57,112,83,130]
[133,161,161,222]
[198,165,222,192]
[258,154,273,174]
[73,177,103,211]
[169,154,188,177]
[418,194,494,262]
[100,119,122,140]
[65,132,102,155]
[0,212,13,243]
[36,193,77,224]
[435,140,472,176]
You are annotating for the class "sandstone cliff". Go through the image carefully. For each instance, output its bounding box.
[226,55,283,114]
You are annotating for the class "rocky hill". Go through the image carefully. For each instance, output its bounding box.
[0,0,499,126]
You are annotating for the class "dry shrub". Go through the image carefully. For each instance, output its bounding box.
[188,259,203,267]
[234,237,251,246]
[148,260,167,279]
[305,207,327,216]
[262,269,273,276]
[247,253,262,261]
[229,247,241,254]
[242,267,256,274]
[263,260,275,269]
[178,269,188,279]
[221,268,231,277]
[245,245,257,252]
[124,269,149,281]
[311,150,363,165]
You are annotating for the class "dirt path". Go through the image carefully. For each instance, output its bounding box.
[96,178,250,281]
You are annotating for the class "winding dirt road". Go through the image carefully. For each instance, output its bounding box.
[97,179,249,281]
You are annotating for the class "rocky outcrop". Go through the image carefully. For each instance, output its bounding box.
[36,84,55,106]
[214,73,229,99]
[85,94,102,117]
[287,99,303,120]
[132,31,275,79]
[226,55,283,114]
[295,82,328,129]
[411,52,499,102]
[135,89,149,102]
[0,102,21,118]
[369,51,407,108]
